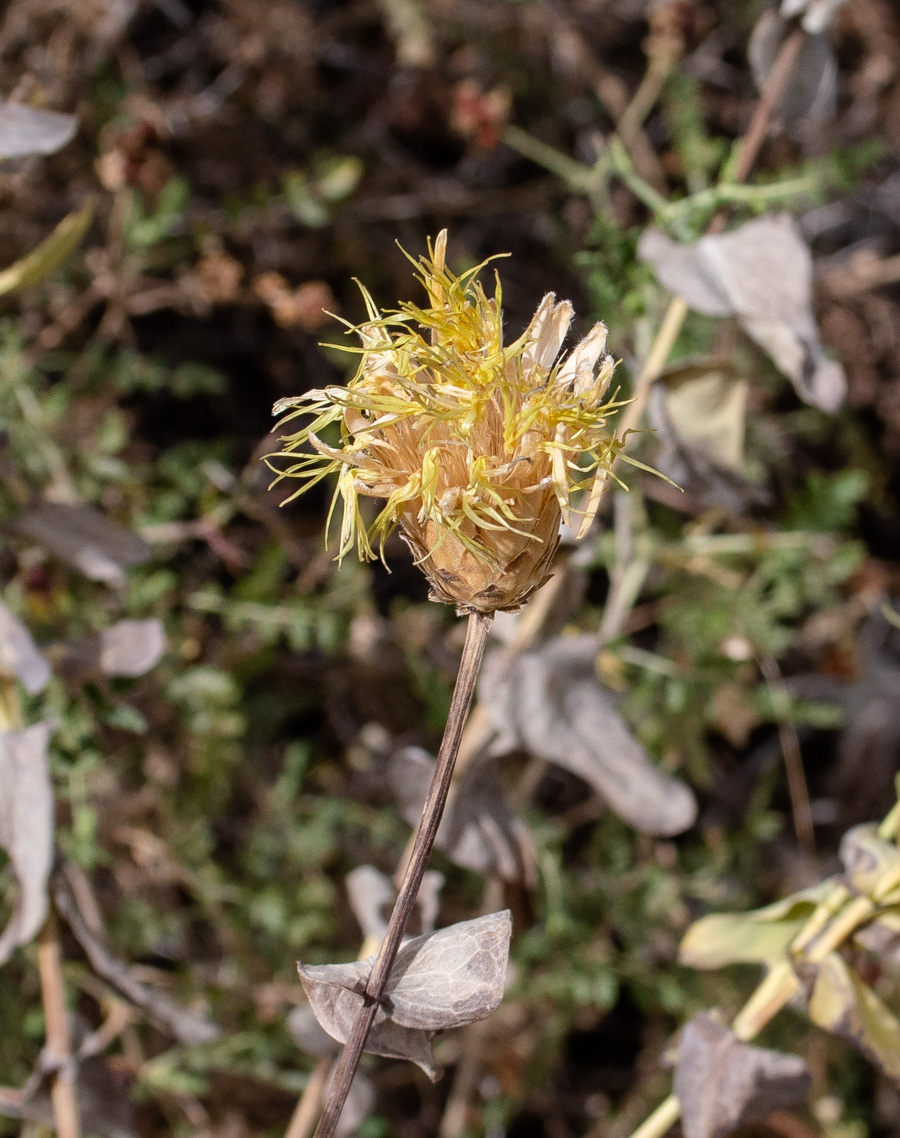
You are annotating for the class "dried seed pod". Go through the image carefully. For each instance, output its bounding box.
[270,231,622,613]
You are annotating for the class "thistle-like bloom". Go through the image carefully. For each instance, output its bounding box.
[270,232,623,614]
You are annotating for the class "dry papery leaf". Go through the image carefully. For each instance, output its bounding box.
[0,101,77,158]
[0,723,54,965]
[55,618,166,680]
[749,10,837,126]
[807,951,900,1081]
[674,1013,811,1138]
[638,214,847,412]
[298,911,512,1080]
[7,502,151,585]
[648,365,768,514]
[0,598,51,694]
[480,636,697,837]
[0,1014,136,1138]
[52,862,221,1045]
[346,864,443,945]
[390,747,536,885]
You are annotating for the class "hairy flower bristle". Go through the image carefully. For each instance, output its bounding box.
[268,230,625,613]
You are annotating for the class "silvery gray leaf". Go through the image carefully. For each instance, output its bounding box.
[52,862,220,1045]
[390,747,536,885]
[749,11,837,124]
[297,955,441,1080]
[674,1012,811,1138]
[384,911,511,1031]
[99,619,166,676]
[0,599,51,694]
[298,912,512,1080]
[0,102,77,159]
[8,502,151,585]
[480,637,697,837]
[638,215,846,412]
[346,866,396,944]
[0,723,54,964]
[346,865,443,943]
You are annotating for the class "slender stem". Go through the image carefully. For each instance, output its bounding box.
[286,1057,332,1138]
[312,611,494,1138]
[758,656,815,853]
[732,27,804,186]
[38,914,82,1138]
[628,1095,681,1138]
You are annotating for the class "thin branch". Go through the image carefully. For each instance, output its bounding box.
[312,611,494,1138]
[285,1058,331,1138]
[37,914,82,1138]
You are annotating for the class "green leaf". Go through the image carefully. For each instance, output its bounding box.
[0,204,92,296]
[808,952,900,1081]
[679,883,833,969]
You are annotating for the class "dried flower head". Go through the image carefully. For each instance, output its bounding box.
[269,231,623,614]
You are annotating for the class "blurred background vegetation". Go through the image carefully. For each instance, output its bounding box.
[1,0,900,1136]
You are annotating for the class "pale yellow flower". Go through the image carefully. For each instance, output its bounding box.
[270,231,624,613]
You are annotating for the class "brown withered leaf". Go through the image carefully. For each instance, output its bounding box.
[52,862,221,1045]
[807,952,900,1080]
[7,502,151,585]
[749,10,837,125]
[480,636,697,837]
[638,215,846,411]
[0,102,77,159]
[0,1014,136,1138]
[674,1012,811,1138]
[346,865,443,943]
[0,599,51,694]
[0,723,54,965]
[390,747,536,884]
[298,911,512,1080]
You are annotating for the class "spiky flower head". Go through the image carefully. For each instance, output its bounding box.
[270,231,623,614]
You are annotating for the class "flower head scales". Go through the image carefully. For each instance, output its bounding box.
[270,231,624,613]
